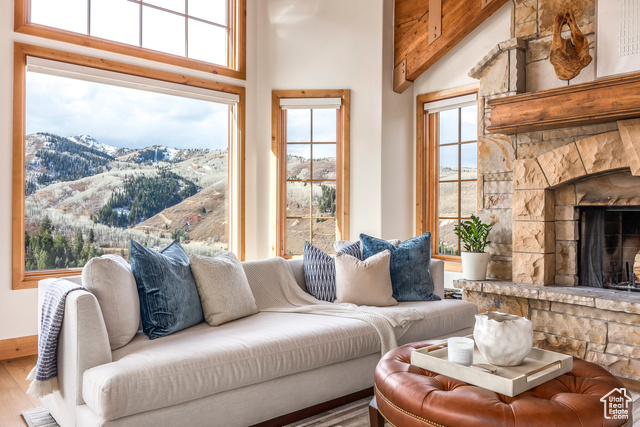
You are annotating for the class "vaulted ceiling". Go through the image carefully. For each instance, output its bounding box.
[394,0,509,93]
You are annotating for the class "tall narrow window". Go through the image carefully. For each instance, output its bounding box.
[13,43,245,289]
[416,87,479,265]
[272,91,350,257]
[15,0,245,79]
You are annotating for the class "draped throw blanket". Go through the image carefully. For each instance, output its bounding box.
[27,279,84,398]
[243,257,424,354]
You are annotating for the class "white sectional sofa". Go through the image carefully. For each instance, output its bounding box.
[38,258,477,427]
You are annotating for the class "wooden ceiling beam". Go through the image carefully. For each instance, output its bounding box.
[394,0,508,93]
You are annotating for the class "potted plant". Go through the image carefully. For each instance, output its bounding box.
[454,215,493,280]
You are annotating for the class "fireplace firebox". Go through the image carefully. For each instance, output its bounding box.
[580,206,640,290]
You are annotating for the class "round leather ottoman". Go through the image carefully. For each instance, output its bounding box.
[372,340,632,427]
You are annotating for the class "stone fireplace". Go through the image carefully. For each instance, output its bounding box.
[511,121,640,287]
[456,0,640,380]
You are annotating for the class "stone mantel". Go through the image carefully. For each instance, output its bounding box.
[455,279,640,315]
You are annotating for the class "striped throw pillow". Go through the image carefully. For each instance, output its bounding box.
[302,241,362,302]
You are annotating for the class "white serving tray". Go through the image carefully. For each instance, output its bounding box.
[410,336,573,397]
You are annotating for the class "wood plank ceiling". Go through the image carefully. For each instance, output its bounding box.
[394,0,509,93]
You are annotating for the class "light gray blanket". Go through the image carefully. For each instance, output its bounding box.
[243,257,423,354]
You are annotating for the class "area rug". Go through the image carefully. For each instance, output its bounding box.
[20,399,374,427]
[21,393,640,426]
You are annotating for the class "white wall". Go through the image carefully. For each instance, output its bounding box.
[412,2,512,287]
[246,0,395,260]
[381,0,415,241]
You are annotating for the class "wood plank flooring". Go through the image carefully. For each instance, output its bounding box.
[0,355,38,427]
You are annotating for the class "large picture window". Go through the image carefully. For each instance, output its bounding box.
[416,85,479,267]
[14,0,245,79]
[13,43,245,289]
[272,91,350,257]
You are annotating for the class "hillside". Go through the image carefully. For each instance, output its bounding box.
[24,132,230,266]
[25,133,114,194]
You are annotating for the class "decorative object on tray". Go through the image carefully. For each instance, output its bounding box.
[473,312,533,367]
[410,336,573,397]
[549,9,592,80]
[454,215,493,280]
[447,337,474,366]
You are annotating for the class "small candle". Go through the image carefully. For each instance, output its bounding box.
[448,337,474,366]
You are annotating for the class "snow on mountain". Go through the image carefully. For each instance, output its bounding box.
[69,134,123,157]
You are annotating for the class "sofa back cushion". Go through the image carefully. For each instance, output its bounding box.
[189,252,258,326]
[130,240,204,339]
[82,255,140,350]
[360,233,440,302]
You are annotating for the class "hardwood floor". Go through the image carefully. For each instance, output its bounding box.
[0,355,38,427]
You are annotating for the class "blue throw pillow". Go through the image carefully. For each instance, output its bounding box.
[303,241,362,302]
[130,240,204,339]
[360,233,440,302]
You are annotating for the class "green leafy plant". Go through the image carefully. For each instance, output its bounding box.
[453,215,493,253]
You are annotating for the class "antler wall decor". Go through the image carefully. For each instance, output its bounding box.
[549,9,592,80]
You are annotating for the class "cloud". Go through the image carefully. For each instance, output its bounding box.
[26,72,229,150]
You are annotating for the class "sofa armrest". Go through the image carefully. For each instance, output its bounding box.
[429,259,445,299]
[38,279,112,427]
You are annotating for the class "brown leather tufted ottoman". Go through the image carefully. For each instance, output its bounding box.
[371,340,632,427]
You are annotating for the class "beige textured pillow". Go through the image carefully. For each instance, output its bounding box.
[82,254,140,350]
[334,250,397,307]
[189,252,258,326]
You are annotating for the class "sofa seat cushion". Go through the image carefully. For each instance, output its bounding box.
[82,311,381,421]
[396,300,478,345]
[82,301,477,421]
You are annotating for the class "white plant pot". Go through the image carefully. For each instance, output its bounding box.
[461,251,490,280]
[474,312,533,366]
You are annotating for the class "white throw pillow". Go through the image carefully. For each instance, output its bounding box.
[334,250,397,307]
[82,255,140,350]
[190,252,258,326]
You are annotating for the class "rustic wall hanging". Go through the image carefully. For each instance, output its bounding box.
[549,9,592,80]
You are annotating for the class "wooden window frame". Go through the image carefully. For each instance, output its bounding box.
[14,0,246,80]
[12,42,245,290]
[416,84,479,272]
[271,90,350,258]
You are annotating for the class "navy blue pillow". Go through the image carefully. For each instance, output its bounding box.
[360,233,440,302]
[303,241,362,302]
[130,240,204,339]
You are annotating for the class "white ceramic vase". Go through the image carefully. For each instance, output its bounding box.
[473,311,533,366]
[461,252,490,280]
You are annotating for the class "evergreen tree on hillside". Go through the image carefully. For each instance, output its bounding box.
[98,170,199,228]
[24,216,104,271]
[74,231,84,258]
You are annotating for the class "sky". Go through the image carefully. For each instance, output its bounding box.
[439,105,478,170]
[26,71,230,150]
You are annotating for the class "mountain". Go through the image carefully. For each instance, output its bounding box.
[68,134,125,157]
[25,133,114,195]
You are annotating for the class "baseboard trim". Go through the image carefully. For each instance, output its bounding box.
[0,335,38,360]
[249,388,374,427]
